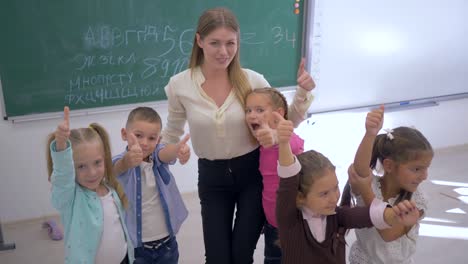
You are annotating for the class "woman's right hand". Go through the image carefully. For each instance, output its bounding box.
[55,106,70,151]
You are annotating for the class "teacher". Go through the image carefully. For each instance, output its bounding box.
[161,7,315,264]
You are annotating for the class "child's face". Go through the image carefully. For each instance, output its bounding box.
[124,120,161,160]
[301,169,341,216]
[73,140,106,191]
[392,152,433,192]
[245,93,279,134]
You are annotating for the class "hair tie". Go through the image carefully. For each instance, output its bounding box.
[383,128,394,140]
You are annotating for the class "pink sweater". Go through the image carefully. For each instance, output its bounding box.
[259,133,304,227]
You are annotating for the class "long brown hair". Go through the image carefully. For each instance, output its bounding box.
[341,126,433,207]
[189,7,252,108]
[296,149,336,205]
[46,123,128,208]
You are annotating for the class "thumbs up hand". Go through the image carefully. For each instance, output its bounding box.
[176,134,191,165]
[55,106,71,151]
[273,112,293,144]
[255,120,277,148]
[124,132,143,168]
[366,105,384,137]
[297,58,316,91]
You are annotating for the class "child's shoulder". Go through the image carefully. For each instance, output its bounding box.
[112,149,127,162]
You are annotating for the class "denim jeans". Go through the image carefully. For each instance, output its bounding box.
[133,236,179,264]
[264,222,282,264]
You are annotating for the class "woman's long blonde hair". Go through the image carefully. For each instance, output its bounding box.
[46,123,128,208]
[189,7,252,108]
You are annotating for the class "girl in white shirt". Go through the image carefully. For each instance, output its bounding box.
[47,107,133,264]
[342,106,433,264]
[161,7,315,264]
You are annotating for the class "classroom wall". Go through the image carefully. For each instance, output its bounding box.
[1,97,467,223]
[0,100,198,223]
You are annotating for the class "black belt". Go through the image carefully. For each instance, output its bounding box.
[142,235,171,250]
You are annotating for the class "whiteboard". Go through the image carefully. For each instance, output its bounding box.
[306,0,468,113]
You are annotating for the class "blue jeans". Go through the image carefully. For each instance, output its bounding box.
[133,236,179,264]
[264,222,282,264]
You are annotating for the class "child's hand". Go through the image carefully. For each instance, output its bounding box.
[255,120,277,148]
[348,163,373,196]
[392,200,420,227]
[273,112,293,144]
[297,58,316,91]
[366,105,384,136]
[124,133,143,168]
[176,134,191,165]
[55,106,71,151]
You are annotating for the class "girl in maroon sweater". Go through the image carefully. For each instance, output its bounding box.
[274,112,419,264]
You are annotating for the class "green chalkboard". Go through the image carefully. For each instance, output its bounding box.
[0,0,305,118]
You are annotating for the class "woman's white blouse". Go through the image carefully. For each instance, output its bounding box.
[162,67,313,160]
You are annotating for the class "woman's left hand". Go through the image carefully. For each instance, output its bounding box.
[297,58,316,91]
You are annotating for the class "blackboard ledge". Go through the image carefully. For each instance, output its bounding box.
[4,101,168,123]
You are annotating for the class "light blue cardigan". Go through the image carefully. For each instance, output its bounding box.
[50,140,134,264]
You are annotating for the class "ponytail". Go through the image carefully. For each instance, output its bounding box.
[89,123,128,209]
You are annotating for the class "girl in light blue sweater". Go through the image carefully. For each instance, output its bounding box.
[46,106,134,264]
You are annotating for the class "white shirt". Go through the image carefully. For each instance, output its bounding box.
[349,175,428,264]
[162,67,313,160]
[140,160,169,242]
[95,191,127,264]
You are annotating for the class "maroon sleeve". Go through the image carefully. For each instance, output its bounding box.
[335,205,374,229]
[276,174,302,230]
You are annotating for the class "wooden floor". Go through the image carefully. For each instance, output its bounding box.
[1,144,468,263]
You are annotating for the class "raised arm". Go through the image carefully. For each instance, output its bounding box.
[113,132,143,175]
[288,58,316,127]
[347,163,420,241]
[158,134,191,164]
[275,112,304,230]
[55,106,70,151]
[276,112,295,166]
[354,105,384,179]
[50,107,76,211]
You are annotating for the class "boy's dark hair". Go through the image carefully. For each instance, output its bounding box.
[126,107,162,128]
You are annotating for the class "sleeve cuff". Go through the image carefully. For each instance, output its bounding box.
[370,198,392,229]
[294,86,314,102]
[277,157,302,178]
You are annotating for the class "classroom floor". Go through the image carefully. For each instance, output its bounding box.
[1,144,468,264]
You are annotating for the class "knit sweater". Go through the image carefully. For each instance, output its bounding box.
[276,165,375,264]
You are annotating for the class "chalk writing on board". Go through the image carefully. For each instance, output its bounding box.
[65,24,298,106]
[74,53,137,70]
